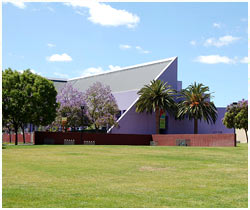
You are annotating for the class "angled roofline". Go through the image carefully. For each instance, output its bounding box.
[112,89,140,94]
[68,56,177,81]
[107,56,178,133]
[47,77,68,82]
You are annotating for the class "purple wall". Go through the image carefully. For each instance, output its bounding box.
[166,108,233,134]
[110,57,233,135]
[111,107,233,135]
[110,58,177,134]
[177,81,182,91]
[110,105,156,134]
[112,90,139,110]
[158,57,178,90]
[198,107,234,134]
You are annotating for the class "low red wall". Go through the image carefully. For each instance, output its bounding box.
[2,133,33,143]
[152,134,236,147]
[34,132,152,146]
[26,132,236,147]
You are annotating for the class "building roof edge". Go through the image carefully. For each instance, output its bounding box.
[68,56,177,81]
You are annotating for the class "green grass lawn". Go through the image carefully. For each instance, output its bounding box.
[2,144,248,208]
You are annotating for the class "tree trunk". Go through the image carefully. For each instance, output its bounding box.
[244,128,248,143]
[194,119,198,134]
[155,107,160,134]
[14,126,18,145]
[21,125,26,144]
[8,128,12,143]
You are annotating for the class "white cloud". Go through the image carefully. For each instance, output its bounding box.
[119,44,131,50]
[204,35,240,47]
[81,65,121,77]
[47,53,72,62]
[47,43,56,48]
[30,69,37,74]
[135,46,150,54]
[190,40,196,46]
[53,72,69,78]
[64,1,95,8]
[3,0,26,9]
[119,44,150,54]
[213,23,221,28]
[65,1,140,28]
[81,67,104,77]
[108,65,121,71]
[240,57,248,63]
[195,55,236,64]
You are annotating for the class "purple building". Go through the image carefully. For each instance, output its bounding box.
[51,57,233,135]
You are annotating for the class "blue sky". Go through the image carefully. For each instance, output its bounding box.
[2,1,248,107]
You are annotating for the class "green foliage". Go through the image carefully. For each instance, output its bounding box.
[23,70,58,126]
[176,82,217,133]
[135,80,176,134]
[223,106,237,129]
[3,69,25,127]
[136,80,176,114]
[223,100,248,142]
[58,106,89,130]
[235,107,248,131]
[2,68,58,144]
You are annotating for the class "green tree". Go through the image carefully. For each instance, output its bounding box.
[3,69,25,145]
[57,106,89,131]
[2,68,58,145]
[223,100,248,143]
[135,80,176,134]
[26,71,58,126]
[222,103,237,132]
[177,82,217,134]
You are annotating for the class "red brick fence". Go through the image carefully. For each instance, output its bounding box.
[32,132,236,147]
[34,132,151,146]
[2,133,33,143]
[152,134,236,147]
[2,132,236,147]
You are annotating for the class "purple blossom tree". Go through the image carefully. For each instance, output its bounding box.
[48,83,88,131]
[84,82,119,130]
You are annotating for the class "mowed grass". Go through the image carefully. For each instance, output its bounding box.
[2,144,248,208]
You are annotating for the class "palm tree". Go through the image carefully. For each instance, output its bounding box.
[176,82,217,134]
[135,80,176,134]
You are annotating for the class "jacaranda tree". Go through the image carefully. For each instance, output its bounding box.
[223,99,248,143]
[84,82,119,130]
[177,82,217,134]
[135,80,176,134]
[50,83,89,131]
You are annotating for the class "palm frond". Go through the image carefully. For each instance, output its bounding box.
[176,82,217,124]
[136,80,177,114]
